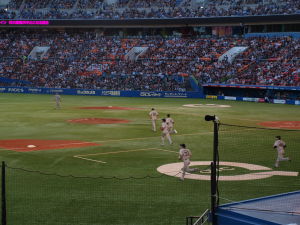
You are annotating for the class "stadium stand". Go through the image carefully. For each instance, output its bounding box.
[0,29,299,91]
[3,0,300,19]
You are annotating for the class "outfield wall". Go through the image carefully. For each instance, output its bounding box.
[0,86,299,105]
[0,86,203,98]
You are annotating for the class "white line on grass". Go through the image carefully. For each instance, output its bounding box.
[74,148,177,164]
[73,155,107,164]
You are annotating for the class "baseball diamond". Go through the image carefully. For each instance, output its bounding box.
[0,91,299,225]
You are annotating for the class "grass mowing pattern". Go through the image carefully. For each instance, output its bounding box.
[0,93,299,225]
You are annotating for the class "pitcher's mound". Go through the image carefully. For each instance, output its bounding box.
[68,118,130,124]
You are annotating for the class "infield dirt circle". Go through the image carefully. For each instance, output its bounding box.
[68,118,130,124]
[258,121,300,129]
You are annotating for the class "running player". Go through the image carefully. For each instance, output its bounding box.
[149,108,159,132]
[273,136,291,168]
[178,144,198,180]
[166,114,177,134]
[161,118,172,145]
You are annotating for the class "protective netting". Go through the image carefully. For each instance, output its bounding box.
[2,165,210,225]
[217,123,300,212]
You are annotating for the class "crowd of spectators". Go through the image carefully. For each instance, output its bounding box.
[196,36,300,87]
[2,0,300,19]
[0,30,299,91]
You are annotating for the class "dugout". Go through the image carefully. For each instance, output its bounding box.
[216,191,300,225]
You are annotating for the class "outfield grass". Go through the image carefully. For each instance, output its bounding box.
[0,93,299,225]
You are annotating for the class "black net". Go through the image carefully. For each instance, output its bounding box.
[2,165,210,225]
[217,123,300,209]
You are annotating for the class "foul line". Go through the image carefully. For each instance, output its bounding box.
[74,148,177,164]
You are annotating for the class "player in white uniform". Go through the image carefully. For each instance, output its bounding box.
[178,144,198,180]
[166,114,177,134]
[54,93,61,109]
[149,108,159,131]
[160,118,172,145]
[273,136,291,168]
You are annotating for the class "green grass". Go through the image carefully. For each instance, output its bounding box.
[0,93,299,225]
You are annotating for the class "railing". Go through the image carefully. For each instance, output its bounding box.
[186,209,210,225]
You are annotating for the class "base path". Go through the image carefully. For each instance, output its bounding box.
[78,106,142,110]
[258,121,300,129]
[0,139,101,152]
[68,118,130,124]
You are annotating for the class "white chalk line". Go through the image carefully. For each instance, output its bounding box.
[74,148,177,164]
[73,156,107,164]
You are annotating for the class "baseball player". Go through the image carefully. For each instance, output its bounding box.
[149,108,159,132]
[54,93,61,109]
[178,144,198,180]
[166,114,177,134]
[273,136,291,168]
[160,118,172,145]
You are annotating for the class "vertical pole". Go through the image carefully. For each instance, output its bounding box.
[1,161,7,225]
[211,121,218,225]
[211,162,216,225]
[213,121,218,164]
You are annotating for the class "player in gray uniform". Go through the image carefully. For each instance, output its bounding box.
[149,108,159,132]
[166,114,177,134]
[54,93,61,109]
[160,118,172,145]
[273,136,291,168]
[178,144,198,180]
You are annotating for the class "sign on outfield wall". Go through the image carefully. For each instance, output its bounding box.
[0,86,202,99]
[206,95,218,99]
[1,86,299,105]
[224,96,237,101]
[273,99,286,104]
[242,97,259,102]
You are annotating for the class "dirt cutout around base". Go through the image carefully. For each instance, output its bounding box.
[78,106,142,110]
[157,161,298,181]
[258,121,300,129]
[0,139,101,152]
[68,118,130,124]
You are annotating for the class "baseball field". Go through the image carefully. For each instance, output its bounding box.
[0,93,299,225]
